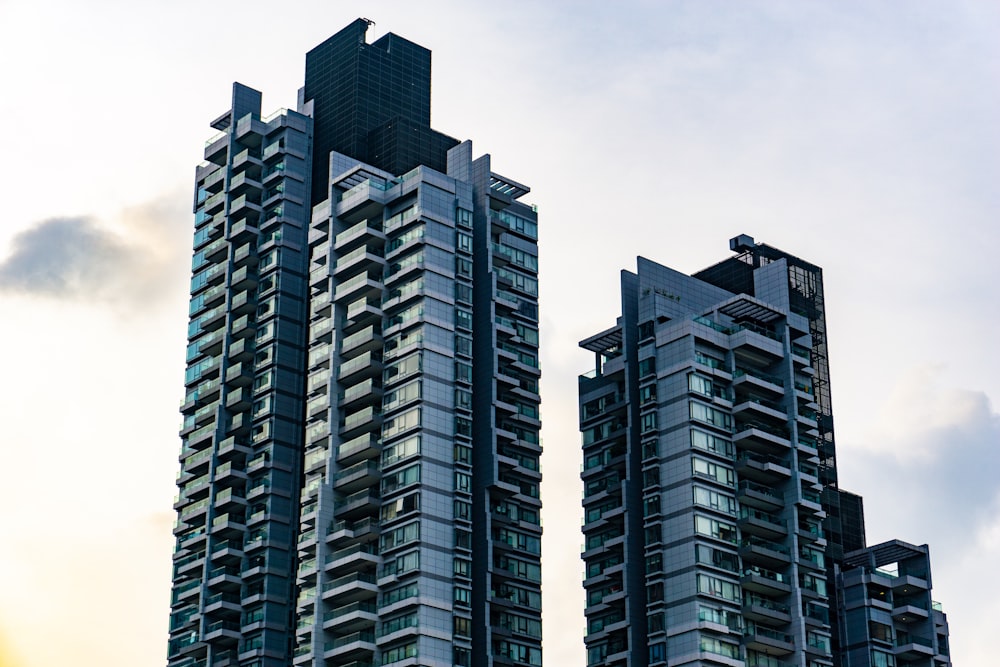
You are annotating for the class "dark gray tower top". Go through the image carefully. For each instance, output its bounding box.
[304,18,457,202]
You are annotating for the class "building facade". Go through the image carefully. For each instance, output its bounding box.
[168,20,541,667]
[578,237,949,667]
[835,540,950,667]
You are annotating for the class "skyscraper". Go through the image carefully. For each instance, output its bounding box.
[168,20,541,667]
[578,236,949,667]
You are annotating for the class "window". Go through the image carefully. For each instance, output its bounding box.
[383,381,421,412]
[498,612,542,638]
[454,558,471,578]
[382,464,420,494]
[697,573,740,601]
[382,642,417,664]
[455,282,472,303]
[454,647,471,667]
[455,416,472,437]
[495,583,541,609]
[454,586,471,606]
[455,471,471,493]
[643,495,661,517]
[640,411,658,433]
[693,486,737,515]
[455,361,473,383]
[495,639,541,666]
[457,231,473,253]
[384,352,421,384]
[692,456,736,486]
[690,428,734,458]
[381,493,419,522]
[381,611,418,636]
[455,335,472,357]
[700,636,740,659]
[871,650,896,667]
[456,256,472,277]
[497,556,541,582]
[456,207,473,228]
[382,583,419,607]
[455,528,472,549]
[690,401,732,430]
[645,553,663,574]
[639,384,657,404]
[649,642,666,664]
[380,521,420,551]
[455,443,472,464]
[454,499,471,520]
[382,435,420,466]
[695,544,739,573]
[383,550,420,576]
[496,528,541,554]
[694,515,738,543]
[382,407,420,439]
[454,616,471,637]
[455,308,473,330]
[638,357,656,377]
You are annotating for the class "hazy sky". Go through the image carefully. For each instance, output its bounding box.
[1,1,998,666]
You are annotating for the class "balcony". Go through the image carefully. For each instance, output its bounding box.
[733,422,792,454]
[323,601,378,633]
[336,180,391,223]
[206,565,241,589]
[326,516,378,545]
[736,451,792,483]
[738,507,787,540]
[733,367,785,393]
[230,265,258,293]
[340,406,381,440]
[337,433,380,466]
[743,594,792,624]
[345,298,382,331]
[335,246,386,280]
[892,603,930,622]
[203,591,241,614]
[341,325,383,357]
[229,194,262,223]
[225,362,254,387]
[338,351,383,383]
[740,537,792,569]
[213,463,247,488]
[741,566,792,596]
[332,491,380,522]
[744,624,795,655]
[737,480,784,513]
[322,630,377,662]
[210,513,246,537]
[333,460,380,494]
[321,572,378,604]
[225,387,252,411]
[895,634,935,660]
[334,272,382,304]
[325,543,379,574]
[334,219,386,253]
[733,397,788,424]
[203,619,240,643]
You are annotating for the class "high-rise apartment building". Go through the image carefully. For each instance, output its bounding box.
[168,20,542,667]
[578,237,949,667]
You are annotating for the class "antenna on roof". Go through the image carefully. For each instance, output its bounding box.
[361,17,375,28]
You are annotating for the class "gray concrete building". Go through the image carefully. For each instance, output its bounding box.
[168,20,541,667]
[578,237,949,667]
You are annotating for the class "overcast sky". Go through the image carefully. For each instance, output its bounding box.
[1,1,997,665]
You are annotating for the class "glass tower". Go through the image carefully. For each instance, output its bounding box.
[168,20,541,667]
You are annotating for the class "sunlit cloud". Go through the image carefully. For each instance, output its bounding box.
[0,194,189,310]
